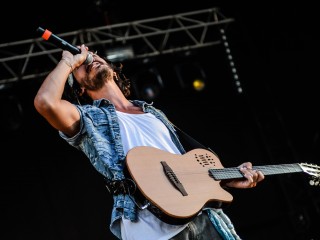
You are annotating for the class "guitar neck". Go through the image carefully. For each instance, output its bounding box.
[210,163,303,180]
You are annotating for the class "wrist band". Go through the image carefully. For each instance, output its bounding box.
[61,58,74,73]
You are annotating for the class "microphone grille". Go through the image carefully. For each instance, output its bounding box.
[85,53,94,65]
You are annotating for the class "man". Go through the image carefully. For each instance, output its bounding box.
[34,44,265,240]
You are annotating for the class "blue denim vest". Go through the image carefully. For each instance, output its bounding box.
[59,99,185,239]
[59,99,240,240]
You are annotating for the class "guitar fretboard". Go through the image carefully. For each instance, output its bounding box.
[209,163,303,180]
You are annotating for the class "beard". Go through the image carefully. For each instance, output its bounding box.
[82,66,112,91]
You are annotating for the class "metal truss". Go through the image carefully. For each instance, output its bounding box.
[0,7,234,87]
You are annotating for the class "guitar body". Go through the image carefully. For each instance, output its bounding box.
[125,146,233,224]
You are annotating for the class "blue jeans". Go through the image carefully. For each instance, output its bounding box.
[170,212,223,240]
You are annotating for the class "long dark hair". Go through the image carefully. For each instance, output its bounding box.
[63,58,131,105]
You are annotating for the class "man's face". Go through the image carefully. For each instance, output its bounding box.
[72,54,113,91]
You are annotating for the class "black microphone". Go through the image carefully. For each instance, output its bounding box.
[36,27,93,65]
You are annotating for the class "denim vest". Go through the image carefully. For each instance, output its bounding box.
[59,99,185,239]
[59,99,240,240]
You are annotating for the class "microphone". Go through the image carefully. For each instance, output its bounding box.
[36,27,93,65]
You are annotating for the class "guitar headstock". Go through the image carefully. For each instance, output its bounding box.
[299,163,320,186]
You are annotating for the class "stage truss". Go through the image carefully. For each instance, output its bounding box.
[0,7,234,88]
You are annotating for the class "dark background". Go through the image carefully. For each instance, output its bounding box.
[1,1,320,240]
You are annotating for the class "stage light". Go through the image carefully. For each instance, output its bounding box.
[174,62,207,92]
[192,78,206,91]
[131,67,164,101]
[105,45,134,62]
[141,85,159,100]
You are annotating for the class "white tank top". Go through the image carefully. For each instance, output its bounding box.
[116,111,188,240]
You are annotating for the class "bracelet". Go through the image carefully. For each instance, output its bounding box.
[60,58,74,73]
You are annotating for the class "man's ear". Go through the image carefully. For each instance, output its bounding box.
[113,72,119,81]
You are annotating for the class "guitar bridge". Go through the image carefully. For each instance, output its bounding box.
[161,161,188,196]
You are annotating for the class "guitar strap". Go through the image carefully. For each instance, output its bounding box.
[173,124,219,158]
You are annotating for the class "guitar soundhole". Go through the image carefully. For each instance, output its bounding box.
[194,154,215,167]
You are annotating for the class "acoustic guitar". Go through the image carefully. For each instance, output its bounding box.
[125,146,320,224]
